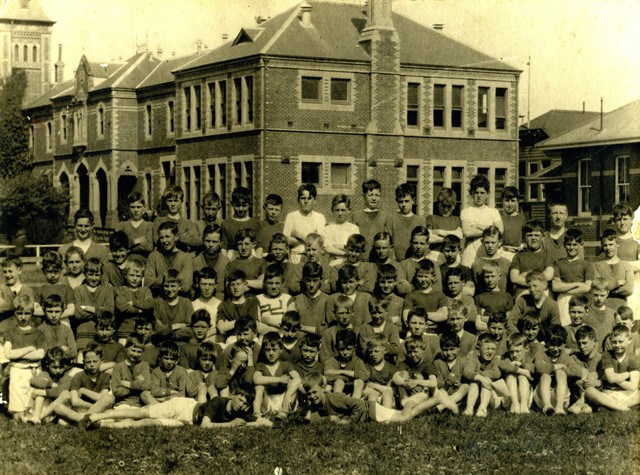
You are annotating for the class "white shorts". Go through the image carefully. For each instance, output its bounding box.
[370,402,400,423]
[603,389,639,405]
[8,365,38,413]
[148,397,199,423]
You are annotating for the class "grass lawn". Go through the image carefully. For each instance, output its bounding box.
[0,410,637,474]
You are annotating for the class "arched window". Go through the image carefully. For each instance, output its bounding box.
[23,45,28,62]
[14,45,19,61]
[32,46,37,63]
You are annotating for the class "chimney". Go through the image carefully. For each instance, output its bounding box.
[365,0,393,29]
[222,33,229,42]
[582,101,585,113]
[196,39,203,54]
[157,46,163,59]
[300,2,312,27]
[54,44,65,83]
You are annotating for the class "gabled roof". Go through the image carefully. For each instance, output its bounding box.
[23,79,74,109]
[176,0,517,74]
[526,109,601,138]
[0,0,53,24]
[137,53,199,89]
[92,53,160,91]
[538,100,640,150]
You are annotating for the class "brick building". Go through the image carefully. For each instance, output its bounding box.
[25,0,520,226]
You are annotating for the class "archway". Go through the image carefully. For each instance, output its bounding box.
[96,169,108,227]
[77,164,89,211]
[59,172,70,217]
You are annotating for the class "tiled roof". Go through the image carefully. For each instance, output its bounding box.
[0,0,53,24]
[137,54,198,89]
[23,80,74,109]
[176,1,517,73]
[92,53,160,91]
[87,61,125,79]
[538,100,640,149]
[526,109,601,138]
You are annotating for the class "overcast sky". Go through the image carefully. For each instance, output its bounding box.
[42,0,640,121]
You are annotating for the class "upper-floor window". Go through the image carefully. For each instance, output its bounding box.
[23,45,28,62]
[299,72,354,111]
[477,166,508,207]
[14,44,18,61]
[615,155,630,203]
[32,46,37,63]
[74,111,83,141]
[495,88,507,130]
[433,84,445,128]
[578,158,591,215]
[300,157,354,193]
[477,86,509,131]
[207,80,227,130]
[233,75,253,127]
[433,165,464,214]
[145,104,152,137]
[406,83,420,127]
[301,77,321,102]
[451,86,463,128]
[478,87,489,129]
[61,114,67,142]
[183,87,192,131]
[46,122,52,151]
[433,83,464,130]
[330,78,350,103]
[98,106,104,137]
[167,101,174,135]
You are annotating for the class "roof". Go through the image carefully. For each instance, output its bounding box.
[91,53,160,91]
[526,109,601,138]
[538,100,640,150]
[137,54,199,89]
[0,0,53,24]
[176,0,518,74]
[23,79,74,109]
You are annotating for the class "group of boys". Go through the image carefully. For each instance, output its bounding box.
[0,179,638,429]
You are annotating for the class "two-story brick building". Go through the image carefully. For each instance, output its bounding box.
[25,0,520,227]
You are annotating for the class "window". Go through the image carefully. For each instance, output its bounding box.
[161,159,176,188]
[74,111,83,141]
[301,77,321,102]
[330,78,350,103]
[528,162,539,175]
[183,87,191,131]
[194,85,201,130]
[61,114,67,141]
[98,106,104,137]
[233,160,253,192]
[451,86,463,128]
[301,162,321,186]
[245,76,253,124]
[528,184,545,202]
[208,82,216,127]
[433,84,445,127]
[478,87,489,129]
[477,166,508,207]
[406,164,422,214]
[167,101,174,134]
[330,163,351,187]
[14,44,18,61]
[46,122,52,151]
[407,83,420,127]
[219,81,227,127]
[495,88,507,130]
[433,165,464,214]
[145,104,152,137]
[233,76,253,126]
[23,45,27,62]
[32,46,37,63]
[616,155,630,203]
[183,164,202,220]
[233,78,242,125]
[207,162,227,218]
[578,159,591,214]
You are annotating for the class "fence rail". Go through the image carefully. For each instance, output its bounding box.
[0,243,109,266]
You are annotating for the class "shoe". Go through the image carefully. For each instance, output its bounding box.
[581,405,592,414]
[567,404,582,415]
[543,406,555,416]
[462,409,473,416]
[475,409,487,418]
[79,414,99,431]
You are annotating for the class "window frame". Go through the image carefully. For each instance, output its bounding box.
[406,82,420,128]
[301,76,322,103]
[298,71,355,111]
[167,100,175,136]
[615,155,630,204]
[578,158,591,216]
[298,156,355,194]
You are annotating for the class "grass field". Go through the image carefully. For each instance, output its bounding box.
[0,410,637,474]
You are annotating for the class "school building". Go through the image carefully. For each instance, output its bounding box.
[23,0,521,228]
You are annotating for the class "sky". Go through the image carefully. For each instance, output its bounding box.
[38,0,640,121]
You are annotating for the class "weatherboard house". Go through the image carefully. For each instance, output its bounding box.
[24,0,520,228]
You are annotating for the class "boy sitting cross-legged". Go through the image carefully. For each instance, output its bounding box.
[462,332,502,417]
[141,341,188,406]
[433,332,469,412]
[287,262,330,336]
[178,309,221,370]
[358,296,400,362]
[216,270,260,342]
[185,341,220,403]
[567,325,601,415]
[110,333,152,408]
[362,334,398,408]
[498,332,535,414]
[324,328,369,398]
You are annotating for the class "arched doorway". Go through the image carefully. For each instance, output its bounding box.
[96,169,108,227]
[59,172,71,217]
[77,164,89,211]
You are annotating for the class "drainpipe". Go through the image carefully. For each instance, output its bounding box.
[260,56,266,218]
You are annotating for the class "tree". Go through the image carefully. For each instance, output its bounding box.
[0,70,32,178]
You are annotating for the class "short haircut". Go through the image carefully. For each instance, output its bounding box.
[518,315,540,332]
[407,306,427,322]
[95,311,116,330]
[547,201,568,212]
[163,268,181,284]
[361,179,381,194]
[600,228,618,243]
[85,257,103,275]
[365,333,388,354]
[297,183,317,200]
[234,228,256,244]
[158,220,178,235]
[477,332,498,346]
[568,294,589,309]
[163,185,185,201]
[235,385,259,409]
[469,175,490,194]
[2,255,22,269]
[439,331,461,350]
[525,270,547,285]
[301,333,321,349]
[442,234,462,249]
[338,264,358,284]
[612,203,633,218]
[159,341,180,359]
[196,266,217,282]
[543,325,568,346]
[83,342,104,359]
[134,314,156,329]
[616,305,634,321]
[202,223,223,240]
[410,225,429,241]
[109,231,130,251]
[126,191,145,205]
[13,294,34,312]
[42,251,63,272]
[488,312,508,327]
[231,187,251,206]
[234,316,257,334]
[404,335,427,352]
[376,263,397,281]
[43,294,64,310]
[575,325,597,341]
[304,232,324,248]
[523,220,544,234]
[331,194,351,210]
[302,372,325,392]
[43,347,69,371]
[501,186,519,201]
[333,294,355,312]
[269,233,289,250]
[368,295,390,312]
[226,269,247,284]
[264,193,283,207]
[301,262,323,280]
[448,299,468,318]
[564,228,583,244]
[590,277,610,292]
[445,267,466,282]
[506,332,528,350]
[202,191,221,206]
[197,341,219,361]
[436,188,457,207]
[264,263,285,281]
[345,234,366,252]
[372,231,393,247]
[281,310,301,327]
[482,225,503,240]
[335,328,357,348]
[74,208,95,225]
[65,246,85,263]
[610,324,631,338]
[125,332,145,349]
[415,258,436,275]
[261,331,282,348]
[125,257,146,273]
[481,260,502,275]
[395,182,416,201]
[191,309,211,327]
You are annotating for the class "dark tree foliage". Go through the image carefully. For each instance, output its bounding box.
[0,70,32,178]
[0,173,69,244]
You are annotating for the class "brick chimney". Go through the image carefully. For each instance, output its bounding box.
[300,2,312,27]
[54,44,65,83]
[359,0,403,172]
